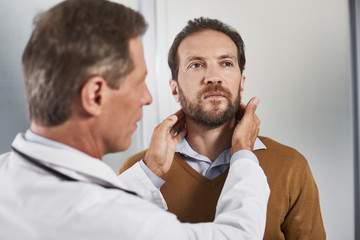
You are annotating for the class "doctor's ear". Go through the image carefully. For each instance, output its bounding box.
[80,76,106,116]
[169,79,180,103]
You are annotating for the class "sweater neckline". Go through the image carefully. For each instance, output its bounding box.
[174,153,229,187]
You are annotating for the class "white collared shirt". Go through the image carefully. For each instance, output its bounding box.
[0,131,269,240]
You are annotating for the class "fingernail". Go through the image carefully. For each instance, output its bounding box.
[169,115,177,121]
[251,97,259,106]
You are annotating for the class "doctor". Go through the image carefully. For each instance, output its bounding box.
[0,0,269,239]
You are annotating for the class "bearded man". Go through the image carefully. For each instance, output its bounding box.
[120,17,326,240]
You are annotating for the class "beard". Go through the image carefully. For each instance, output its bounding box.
[178,83,241,129]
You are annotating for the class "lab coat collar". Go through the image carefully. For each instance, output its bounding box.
[11,133,128,190]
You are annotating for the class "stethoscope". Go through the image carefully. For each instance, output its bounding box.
[12,147,138,196]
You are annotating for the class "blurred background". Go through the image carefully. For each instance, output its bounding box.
[0,0,359,239]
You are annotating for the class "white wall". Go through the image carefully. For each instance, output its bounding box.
[140,0,354,239]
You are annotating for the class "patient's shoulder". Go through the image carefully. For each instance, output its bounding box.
[118,149,148,174]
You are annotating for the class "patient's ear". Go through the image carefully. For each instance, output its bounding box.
[240,75,246,100]
[169,79,180,103]
[80,76,106,116]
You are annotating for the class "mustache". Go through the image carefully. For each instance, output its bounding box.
[198,84,232,100]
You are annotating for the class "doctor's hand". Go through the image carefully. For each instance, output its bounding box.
[144,110,187,178]
[231,97,261,155]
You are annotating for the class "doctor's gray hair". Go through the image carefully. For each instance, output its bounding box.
[22,0,147,126]
[168,17,246,80]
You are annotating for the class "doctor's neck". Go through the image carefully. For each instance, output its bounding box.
[30,120,104,160]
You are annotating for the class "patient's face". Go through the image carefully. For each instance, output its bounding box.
[174,30,242,129]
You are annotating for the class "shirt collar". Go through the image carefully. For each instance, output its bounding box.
[12,131,127,190]
[175,137,266,164]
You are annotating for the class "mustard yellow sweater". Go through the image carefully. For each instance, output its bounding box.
[119,136,326,240]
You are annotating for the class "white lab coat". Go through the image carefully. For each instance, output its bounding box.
[0,133,270,240]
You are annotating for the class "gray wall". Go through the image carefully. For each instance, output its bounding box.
[0,0,43,152]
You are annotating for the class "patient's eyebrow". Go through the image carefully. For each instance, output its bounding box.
[182,54,237,66]
[218,54,237,61]
[184,56,206,64]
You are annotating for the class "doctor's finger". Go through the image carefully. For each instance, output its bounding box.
[170,115,186,136]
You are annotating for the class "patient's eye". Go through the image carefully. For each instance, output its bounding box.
[190,63,202,69]
[222,61,233,67]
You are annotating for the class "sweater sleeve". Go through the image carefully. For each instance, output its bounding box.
[282,161,326,240]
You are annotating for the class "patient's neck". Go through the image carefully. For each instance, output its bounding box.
[185,117,236,162]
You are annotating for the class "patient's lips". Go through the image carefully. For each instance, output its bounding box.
[204,91,226,99]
